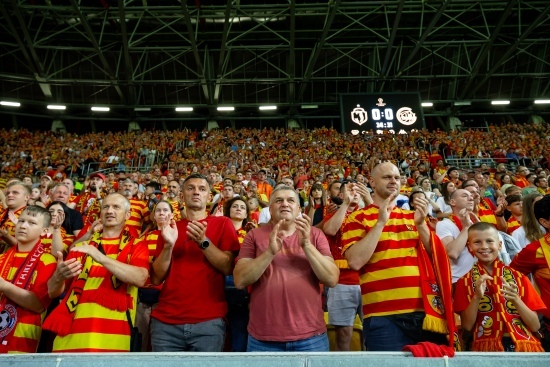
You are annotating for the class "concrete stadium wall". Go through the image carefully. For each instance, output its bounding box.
[2,352,549,367]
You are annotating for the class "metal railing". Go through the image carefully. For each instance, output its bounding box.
[444,157,525,170]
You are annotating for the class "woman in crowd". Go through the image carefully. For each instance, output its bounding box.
[306,182,327,225]
[435,181,456,219]
[45,201,75,254]
[511,193,544,248]
[138,200,174,351]
[29,186,46,207]
[223,196,255,352]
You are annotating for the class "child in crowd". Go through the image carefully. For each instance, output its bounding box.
[0,206,57,353]
[246,197,260,224]
[505,194,522,235]
[453,222,545,352]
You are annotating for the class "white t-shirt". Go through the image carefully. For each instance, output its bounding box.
[511,225,546,249]
[435,196,452,215]
[258,206,271,224]
[435,218,474,283]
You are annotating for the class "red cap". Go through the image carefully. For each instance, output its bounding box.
[89,172,106,181]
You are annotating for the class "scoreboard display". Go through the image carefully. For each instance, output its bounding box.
[339,93,425,135]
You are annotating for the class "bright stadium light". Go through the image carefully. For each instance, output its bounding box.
[534,100,550,104]
[217,106,235,111]
[47,105,66,110]
[491,100,510,105]
[259,105,277,111]
[91,106,110,112]
[175,107,193,112]
[421,102,433,107]
[0,101,20,107]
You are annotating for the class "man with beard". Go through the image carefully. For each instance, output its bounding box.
[120,179,150,236]
[165,180,183,221]
[312,181,341,227]
[145,182,161,213]
[69,172,105,226]
[322,181,363,351]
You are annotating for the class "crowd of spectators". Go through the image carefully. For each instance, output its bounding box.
[1,122,549,184]
[0,121,549,355]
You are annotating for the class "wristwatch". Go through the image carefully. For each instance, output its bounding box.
[199,238,210,250]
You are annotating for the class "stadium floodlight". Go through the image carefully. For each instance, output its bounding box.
[47,105,66,110]
[491,100,510,105]
[217,106,235,111]
[91,106,110,112]
[259,105,277,111]
[175,107,193,112]
[534,100,550,104]
[454,101,471,106]
[0,101,20,107]
[301,105,318,109]
[134,107,151,112]
[421,102,433,107]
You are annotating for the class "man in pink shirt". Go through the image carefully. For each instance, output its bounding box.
[234,185,339,351]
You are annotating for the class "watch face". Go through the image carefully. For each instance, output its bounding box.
[200,240,210,249]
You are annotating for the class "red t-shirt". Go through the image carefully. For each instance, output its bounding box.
[151,216,240,324]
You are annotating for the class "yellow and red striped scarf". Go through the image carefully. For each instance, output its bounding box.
[507,216,521,235]
[461,261,544,352]
[43,230,135,336]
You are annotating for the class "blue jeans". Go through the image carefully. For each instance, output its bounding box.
[363,316,413,351]
[225,278,250,352]
[150,317,225,352]
[363,314,447,351]
[247,332,329,352]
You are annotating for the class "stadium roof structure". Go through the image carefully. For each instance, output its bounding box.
[0,0,549,129]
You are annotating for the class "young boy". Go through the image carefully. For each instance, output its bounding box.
[246,197,260,224]
[505,194,522,235]
[0,206,57,353]
[453,222,545,352]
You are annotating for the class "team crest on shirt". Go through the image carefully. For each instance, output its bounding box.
[427,294,445,315]
[0,304,17,338]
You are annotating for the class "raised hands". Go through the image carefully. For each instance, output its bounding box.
[475,274,492,299]
[268,220,284,256]
[160,219,178,250]
[295,214,312,248]
[53,251,82,281]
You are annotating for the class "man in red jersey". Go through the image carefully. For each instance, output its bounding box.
[150,174,239,352]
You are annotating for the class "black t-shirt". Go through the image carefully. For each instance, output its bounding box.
[63,207,84,234]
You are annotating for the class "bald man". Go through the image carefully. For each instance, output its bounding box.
[342,162,454,351]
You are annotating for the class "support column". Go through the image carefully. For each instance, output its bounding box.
[51,119,66,132]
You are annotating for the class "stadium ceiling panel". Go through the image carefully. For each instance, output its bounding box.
[0,0,549,122]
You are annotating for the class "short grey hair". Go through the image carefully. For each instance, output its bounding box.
[103,193,131,212]
[269,185,299,206]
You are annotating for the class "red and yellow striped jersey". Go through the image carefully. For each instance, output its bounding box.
[507,216,521,235]
[52,235,149,353]
[341,205,423,318]
[125,199,150,235]
[0,249,56,353]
